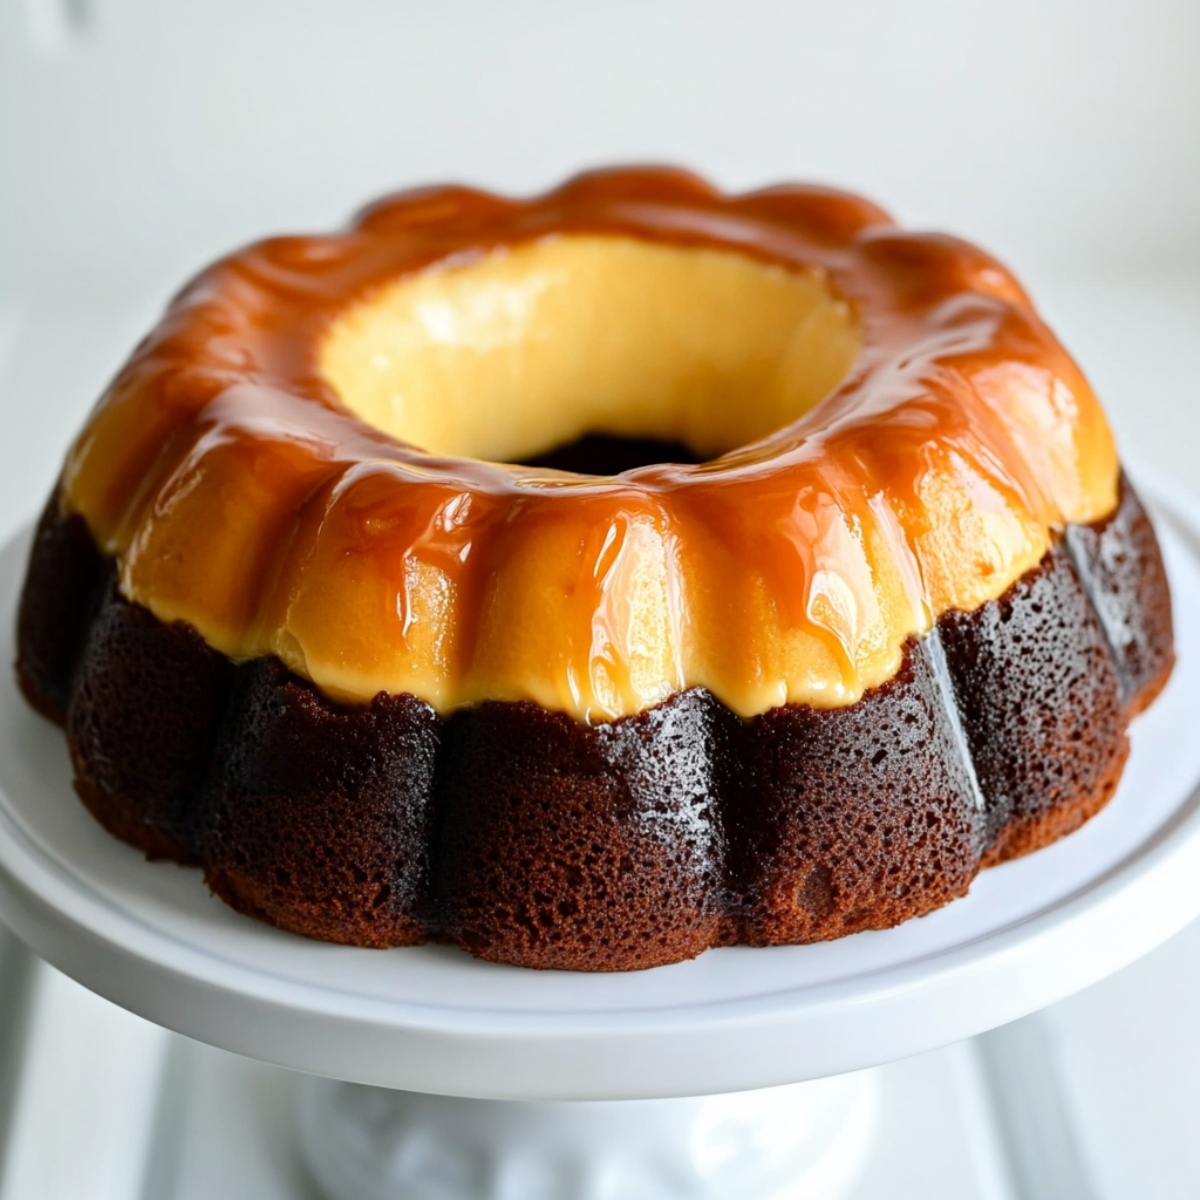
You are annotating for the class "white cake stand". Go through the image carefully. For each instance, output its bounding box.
[4,481,1200,1200]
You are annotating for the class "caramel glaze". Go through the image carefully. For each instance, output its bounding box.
[60,167,1119,722]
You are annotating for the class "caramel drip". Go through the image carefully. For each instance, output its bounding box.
[60,167,1118,721]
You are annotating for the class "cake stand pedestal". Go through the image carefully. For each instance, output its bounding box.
[4,482,1200,1200]
[297,1072,879,1200]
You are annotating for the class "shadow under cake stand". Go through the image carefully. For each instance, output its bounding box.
[3,481,1200,1200]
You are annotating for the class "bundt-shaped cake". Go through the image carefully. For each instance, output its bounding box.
[15,167,1173,971]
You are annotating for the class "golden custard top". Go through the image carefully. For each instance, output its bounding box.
[61,167,1118,722]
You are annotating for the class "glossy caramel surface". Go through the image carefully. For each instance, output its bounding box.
[60,168,1119,721]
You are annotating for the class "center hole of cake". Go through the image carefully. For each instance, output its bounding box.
[521,433,703,475]
[318,233,860,470]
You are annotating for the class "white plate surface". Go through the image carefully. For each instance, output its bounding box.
[2,484,1200,1100]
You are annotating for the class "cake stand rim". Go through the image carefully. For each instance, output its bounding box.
[0,471,1198,1100]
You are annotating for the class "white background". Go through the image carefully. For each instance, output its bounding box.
[4,0,1200,288]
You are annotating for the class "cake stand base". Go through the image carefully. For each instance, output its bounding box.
[297,1071,880,1200]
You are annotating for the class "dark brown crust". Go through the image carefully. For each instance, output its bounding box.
[13,472,1174,970]
[203,660,439,948]
[431,690,730,970]
[726,636,985,946]
[15,495,109,724]
[939,541,1128,866]
[65,580,236,864]
[1065,475,1175,717]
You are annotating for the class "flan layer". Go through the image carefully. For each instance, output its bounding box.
[58,168,1118,723]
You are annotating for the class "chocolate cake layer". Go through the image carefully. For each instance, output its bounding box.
[203,660,440,948]
[16,497,109,724]
[432,690,730,970]
[940,541,1128,863]
[1065,476,1175,715]
[727,636,985,946]
[66,582,235,862]
[13,472,1174,970]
